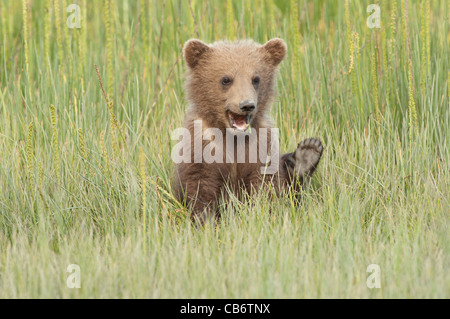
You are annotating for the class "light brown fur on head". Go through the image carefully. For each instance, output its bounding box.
[174,38,322,223]
[183,38,286,131]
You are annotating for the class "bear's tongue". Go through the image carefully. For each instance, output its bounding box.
[229,112,249,131]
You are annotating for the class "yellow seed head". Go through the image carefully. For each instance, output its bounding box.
[26,122,34,181]
[50,104,61,180]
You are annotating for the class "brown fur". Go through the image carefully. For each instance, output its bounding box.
[173,38,323,222]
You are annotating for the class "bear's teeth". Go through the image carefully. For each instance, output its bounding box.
[232,120,249,131]
[228,112,249,131]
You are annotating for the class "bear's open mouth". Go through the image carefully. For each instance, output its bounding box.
[227,111,250,132]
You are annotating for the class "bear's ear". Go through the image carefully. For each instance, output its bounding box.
[260,38,287,67]
[183,39,210,69]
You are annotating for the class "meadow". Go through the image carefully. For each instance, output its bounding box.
[0,0,448,298]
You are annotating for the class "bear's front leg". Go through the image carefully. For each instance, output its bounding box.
[175,165,223,224]
[282,137,324,186]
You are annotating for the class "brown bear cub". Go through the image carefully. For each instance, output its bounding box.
[173,38,323,222]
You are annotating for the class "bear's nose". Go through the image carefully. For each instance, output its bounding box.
[239,100,256,113]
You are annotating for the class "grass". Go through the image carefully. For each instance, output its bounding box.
[0,0,448,298]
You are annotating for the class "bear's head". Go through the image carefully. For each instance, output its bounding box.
[183,38,287,132]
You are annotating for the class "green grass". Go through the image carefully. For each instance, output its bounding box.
[0,0,448,298]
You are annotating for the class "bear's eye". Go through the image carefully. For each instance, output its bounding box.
[252,76,260,87]
[221,76,233,86]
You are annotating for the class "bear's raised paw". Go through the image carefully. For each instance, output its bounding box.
[295,137,323,177]
[285,138,323,179]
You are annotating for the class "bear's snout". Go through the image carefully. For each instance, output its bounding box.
[239,100,256,113]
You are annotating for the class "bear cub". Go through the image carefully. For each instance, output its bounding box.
[173,38,323,222]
